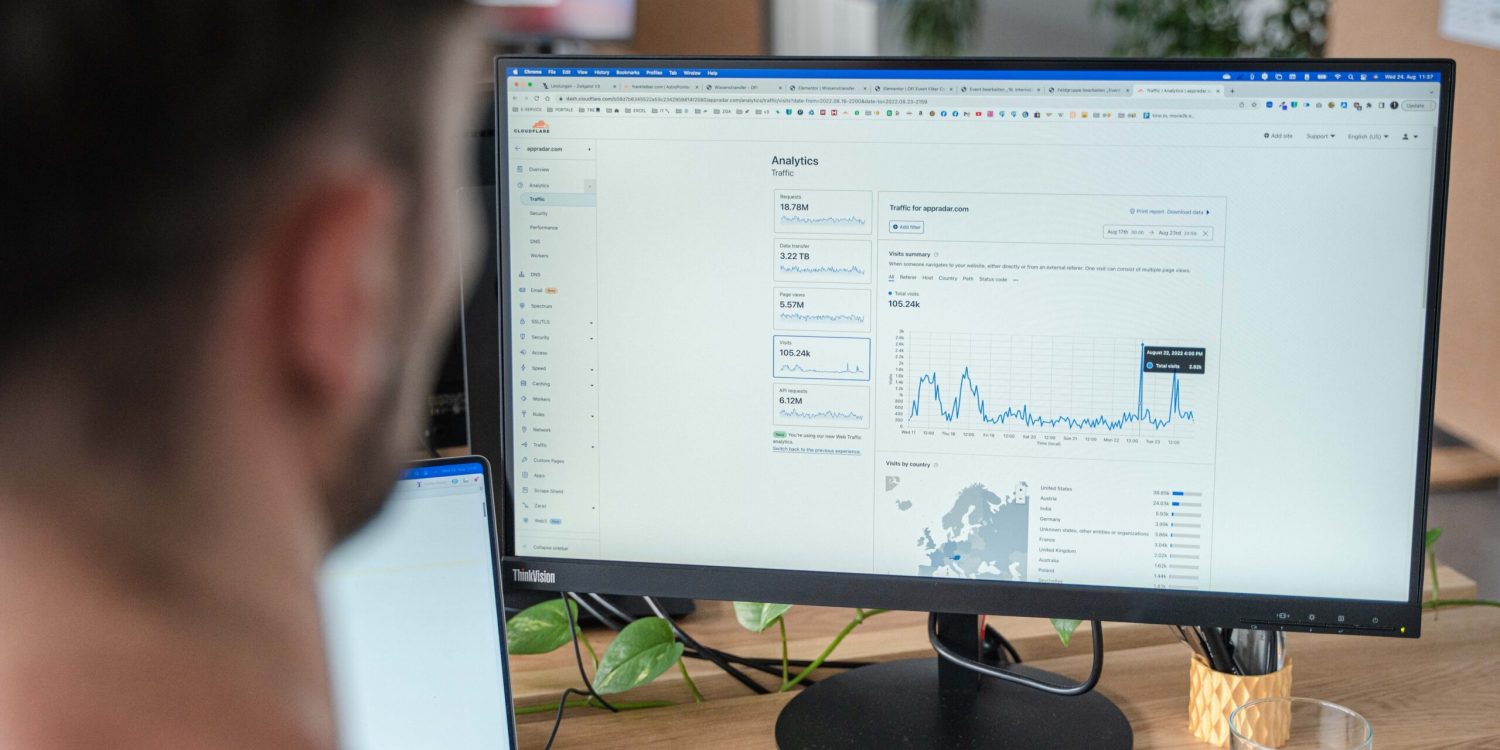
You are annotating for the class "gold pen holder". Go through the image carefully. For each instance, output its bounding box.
[1187,654,1293,747]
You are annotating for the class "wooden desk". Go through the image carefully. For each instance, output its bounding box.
[512,566,1491,748]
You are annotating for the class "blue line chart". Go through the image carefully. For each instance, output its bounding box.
[778,214,867,227]
[778,362,866,376]
[778,311,866,325]
[777,263,868,277]
[908,344,1195,432]
[777,408,867,423]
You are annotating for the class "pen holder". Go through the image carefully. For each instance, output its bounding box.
[1187,654,1293,747]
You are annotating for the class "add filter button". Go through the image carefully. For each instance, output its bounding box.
[889,220,924,234]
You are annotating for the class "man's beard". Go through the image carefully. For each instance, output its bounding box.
[322,370,423,544]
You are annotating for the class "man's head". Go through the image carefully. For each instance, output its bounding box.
[1,3,482,542]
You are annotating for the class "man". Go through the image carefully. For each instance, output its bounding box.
[0,4,483,747]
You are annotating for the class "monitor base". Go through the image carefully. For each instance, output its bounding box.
[774,658,1132,749]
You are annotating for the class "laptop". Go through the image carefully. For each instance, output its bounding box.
[319,456,517,750]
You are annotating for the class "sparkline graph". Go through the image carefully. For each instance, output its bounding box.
[778,362,866,376]
[777,263,868,277]
[774,383,870,429]
[779,214,867,227]
[778,311,867,325]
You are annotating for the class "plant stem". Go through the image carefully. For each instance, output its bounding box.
[779,617,790,690]
[576,628,600,670]
[1423,599,1500,609]
[515,698,673,716]
[780,608,889,691]
[677,658,704,703]
[1428,548,1441,619]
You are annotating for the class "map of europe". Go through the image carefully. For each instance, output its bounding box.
[908,481,1030,581]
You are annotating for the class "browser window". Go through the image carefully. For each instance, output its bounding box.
[319,462,511,749]
[502,66,1442,602]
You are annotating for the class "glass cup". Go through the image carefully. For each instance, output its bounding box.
[1229,697,1373,750]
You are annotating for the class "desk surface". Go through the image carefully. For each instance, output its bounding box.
[517,606,1500,749]
[510,566,1493,748]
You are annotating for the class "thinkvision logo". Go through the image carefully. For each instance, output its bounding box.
[513,567,557,584]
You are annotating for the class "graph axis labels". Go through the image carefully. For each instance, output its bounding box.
[772,335,872,382]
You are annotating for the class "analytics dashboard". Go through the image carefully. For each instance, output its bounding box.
[500,64,1443,603]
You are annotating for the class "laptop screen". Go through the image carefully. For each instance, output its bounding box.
[319,459,514,750]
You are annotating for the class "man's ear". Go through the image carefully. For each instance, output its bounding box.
[264,171,402,421]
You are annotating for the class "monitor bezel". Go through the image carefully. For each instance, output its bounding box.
[470,55,1454,638]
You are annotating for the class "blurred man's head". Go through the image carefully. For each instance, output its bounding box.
[0,3,481,542]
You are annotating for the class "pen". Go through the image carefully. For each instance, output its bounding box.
[1201,626,1239,674]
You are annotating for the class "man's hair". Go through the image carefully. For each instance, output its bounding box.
[0,2,467,390]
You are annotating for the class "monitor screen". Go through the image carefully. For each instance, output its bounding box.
[483,59,1449,632]
[319,460,514,749]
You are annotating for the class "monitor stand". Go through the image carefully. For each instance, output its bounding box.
[774,613,1131,749]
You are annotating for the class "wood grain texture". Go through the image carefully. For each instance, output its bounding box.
[1431,444,1500,491]
[1327,0,1500,458]
[509,565,1479,746]
[515,605,1500,749]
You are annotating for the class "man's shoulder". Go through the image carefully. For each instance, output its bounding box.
[0,619,327,750]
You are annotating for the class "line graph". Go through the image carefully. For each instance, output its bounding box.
[777,263,868,277]
[779,214,867,228]
[778,311,867,325]
[899,332,1208,437]
[774,287,871,332]
[774,383,870,429]
[773,238,872,284]
[778,362,866,376]
[773,189,872,235]
[772,335,870,382]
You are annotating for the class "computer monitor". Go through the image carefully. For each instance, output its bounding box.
[319,458,515,750]
[470,57,1453,746]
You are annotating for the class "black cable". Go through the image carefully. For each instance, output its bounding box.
[683,646,819,685]
[985,624,1024,664]
[595,593,868,671]
[643,596,770,694]
[542,595,619,750]
[928,614,1104,696]
[569,592,625,631]
[562,593,617,711]
[541,687,590,750]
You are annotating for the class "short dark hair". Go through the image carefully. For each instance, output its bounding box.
[0,2,467,380]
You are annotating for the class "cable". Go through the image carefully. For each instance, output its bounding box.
[928,614,1104,696]
[562,592,618,711]
[984,624,1023,664]
[542,687,590,750]
[643,595,770,694]
[585,592,868,688]
[542,593,618,750]
[569,592,626,631]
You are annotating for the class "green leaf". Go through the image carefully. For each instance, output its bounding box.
[592,617,685,695]
[1051,618,1083,647]
[1425,527,1443,549]
[506,598,578,655]
[733,602,792,633]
